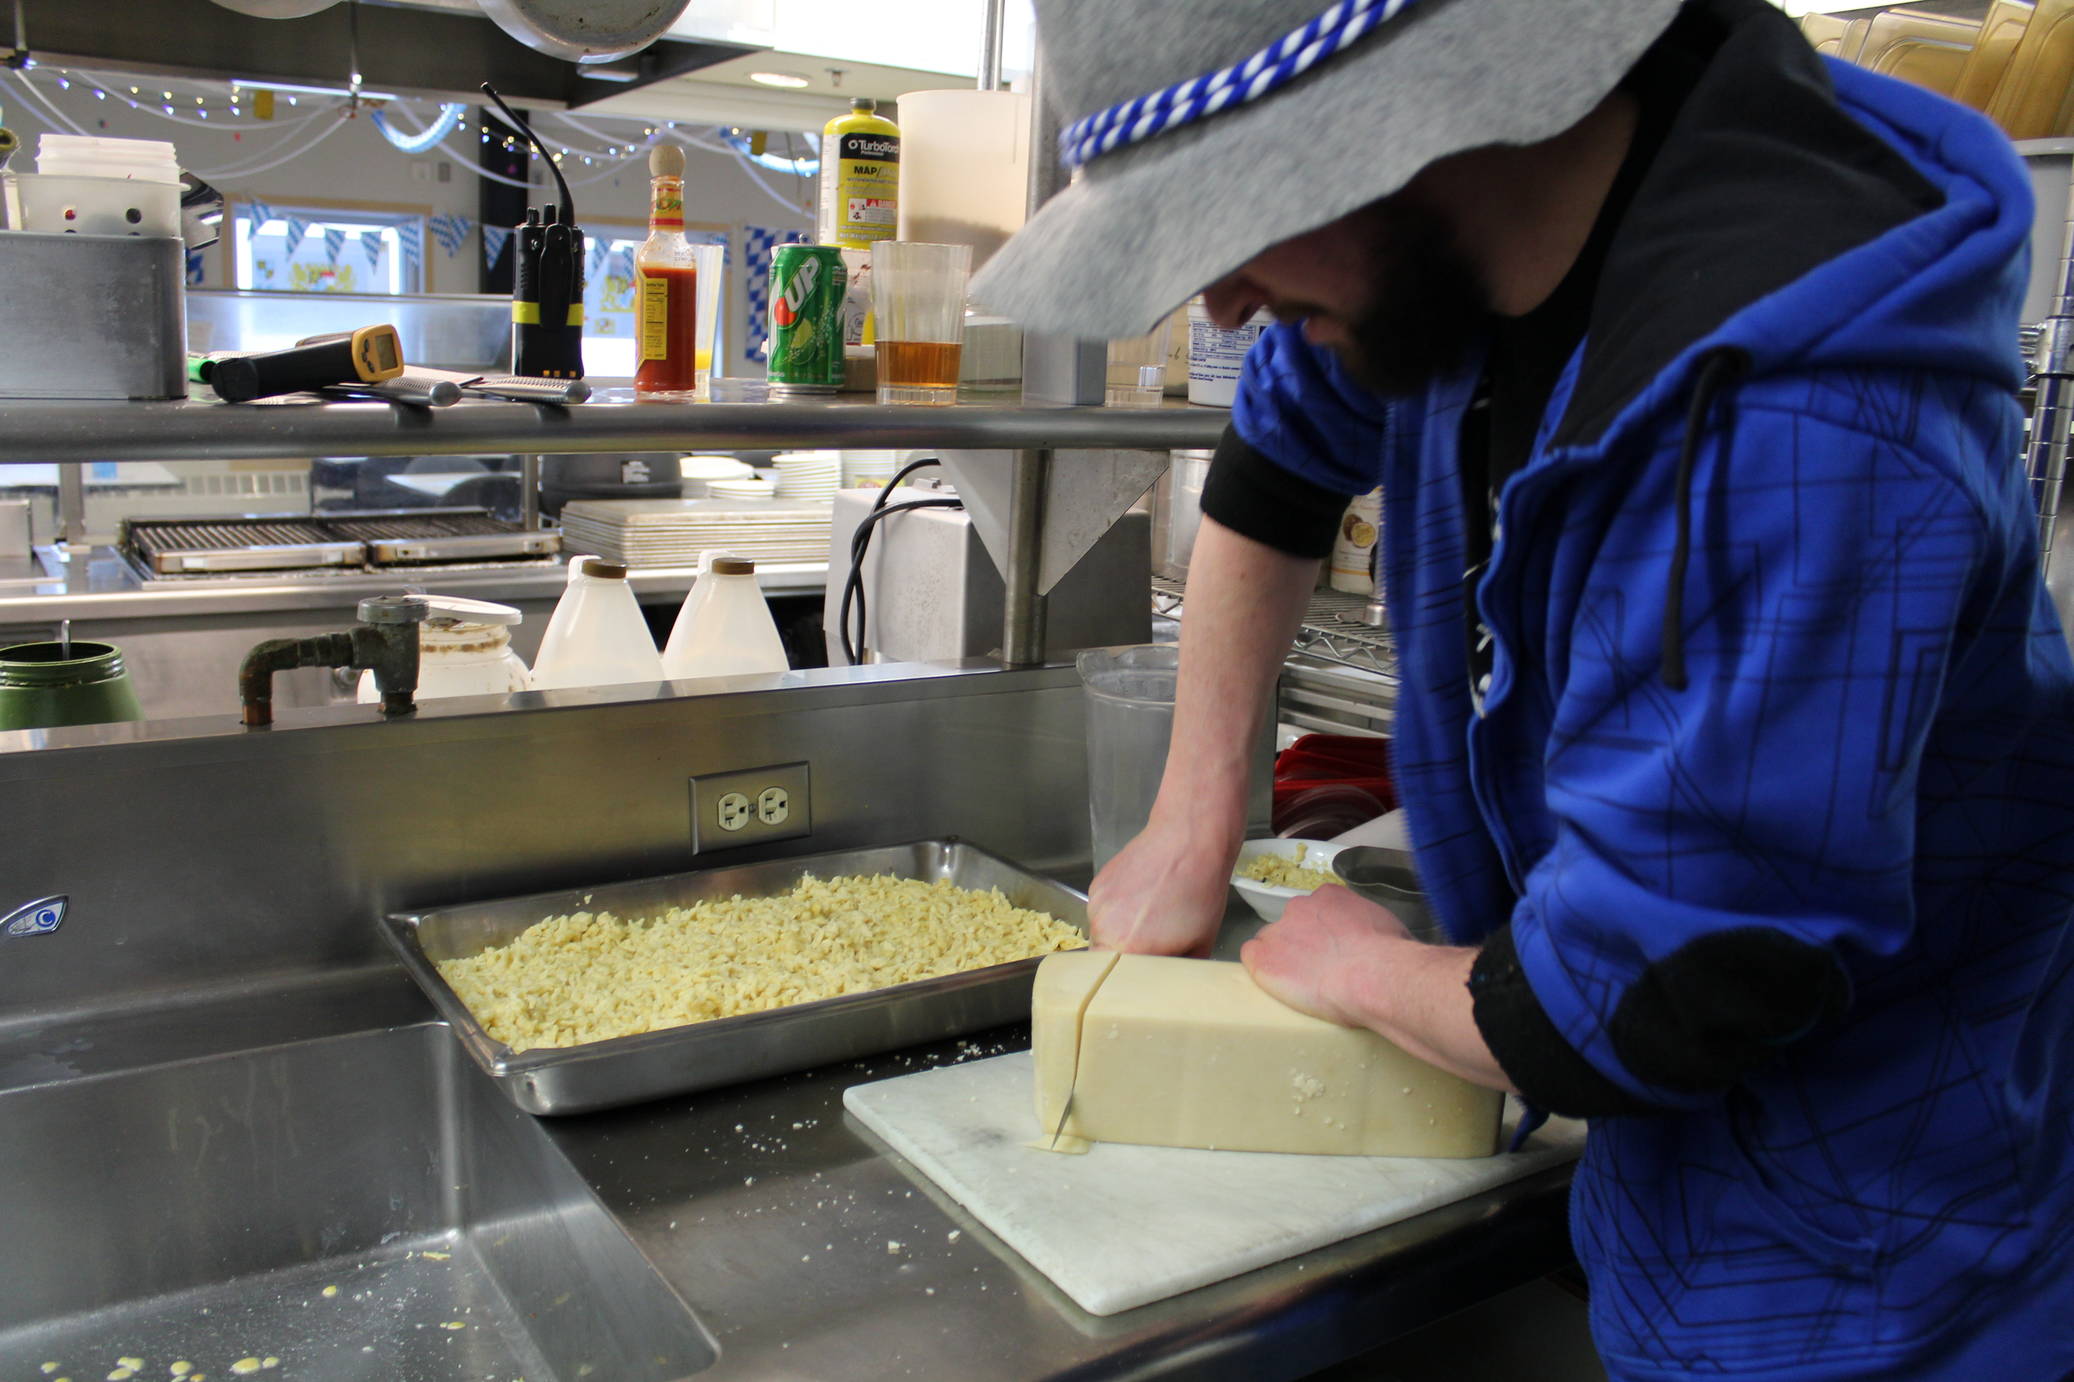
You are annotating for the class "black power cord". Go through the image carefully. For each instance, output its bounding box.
[839,459,963,664]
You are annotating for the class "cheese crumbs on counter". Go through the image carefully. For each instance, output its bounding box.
[436,873,1085,1052]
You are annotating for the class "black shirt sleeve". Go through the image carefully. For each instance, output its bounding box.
[1470,919,1852,1118]
[1198,424,1350,560]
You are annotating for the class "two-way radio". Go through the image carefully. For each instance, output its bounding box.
[482,83,585,380]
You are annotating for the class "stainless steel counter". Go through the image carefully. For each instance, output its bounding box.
[550,1030,1575,1382]
[0,962,1576,1382]
[0,666,1563,1378]
[0,396,1231,465]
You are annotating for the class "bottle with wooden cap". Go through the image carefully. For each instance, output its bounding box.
[663,554,790,681]
[531,556,666,690]
[635,143,700,399]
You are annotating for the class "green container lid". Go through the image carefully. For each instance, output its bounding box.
[0,640,147,731]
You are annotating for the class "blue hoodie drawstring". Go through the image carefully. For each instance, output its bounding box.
[1663,347,1750,690]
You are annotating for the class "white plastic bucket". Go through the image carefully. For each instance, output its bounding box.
[1187,297,1270,408]
[4,173,181,236]
[37,135,180,183]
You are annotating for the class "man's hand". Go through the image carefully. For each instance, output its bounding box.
[1081,518,1321,956]
[1087,819,1234,956]
[1240,884,1410,1025]
[1242,885,1517,1092]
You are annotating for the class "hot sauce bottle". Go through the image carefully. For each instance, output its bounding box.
[635,144,699,399]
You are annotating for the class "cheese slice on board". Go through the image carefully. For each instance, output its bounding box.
[1031,952,1503,1158]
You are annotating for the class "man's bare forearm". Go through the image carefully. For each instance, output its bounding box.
[1241,889,1518,1094]
[1151,517,1321,851]
[1341,940,1518,1092]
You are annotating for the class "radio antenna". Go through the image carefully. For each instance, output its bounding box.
[480,83,575,221]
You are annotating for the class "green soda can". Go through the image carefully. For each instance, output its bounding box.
[767,244,847,394]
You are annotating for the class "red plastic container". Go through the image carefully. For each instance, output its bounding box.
[1271,734,1396,839]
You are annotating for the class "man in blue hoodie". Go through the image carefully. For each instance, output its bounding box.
[975,0,2074,1377]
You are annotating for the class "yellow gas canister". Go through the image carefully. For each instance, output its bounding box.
[817,98,900,250]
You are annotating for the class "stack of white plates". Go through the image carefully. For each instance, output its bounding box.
[771,450,841,501]
[680,454,755,496]
[706,475,778,501]
[559,498,833,568]
[842,449,900,489]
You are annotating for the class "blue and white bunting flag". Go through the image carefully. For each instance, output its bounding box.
[482,225,513,270]
[322,227,346,264]
[397,221,423,279]
[283,216,313,254]
[360,231,383,269]
[429,213,471,257]
[246,200,277,233]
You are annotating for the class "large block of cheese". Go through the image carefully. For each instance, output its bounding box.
[1032,952,1503,1158]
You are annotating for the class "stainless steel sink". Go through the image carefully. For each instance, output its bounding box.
[0,1024,715,1381]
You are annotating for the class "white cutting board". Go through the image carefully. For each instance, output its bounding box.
[844,1050,1586,1316]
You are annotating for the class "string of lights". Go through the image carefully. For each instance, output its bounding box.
[0,68,94,137]
[437,139,647,190]
[3,63,819,206]
[30,66,332,129]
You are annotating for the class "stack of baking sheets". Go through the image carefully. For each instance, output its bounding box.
[558,497,833,568]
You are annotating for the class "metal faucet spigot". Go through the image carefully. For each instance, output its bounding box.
[238,595,429,728]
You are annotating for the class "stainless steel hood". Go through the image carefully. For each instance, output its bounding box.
[2,0,756,109]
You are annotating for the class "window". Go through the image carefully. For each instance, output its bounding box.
[233,204,426,295]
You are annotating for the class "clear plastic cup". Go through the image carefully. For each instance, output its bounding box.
[871,241,971,405]
[1106,319,1172,408]
[691,241,724,400]
[1077,643,1179,872]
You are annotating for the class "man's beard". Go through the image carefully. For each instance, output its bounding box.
[1338,201,1489,396]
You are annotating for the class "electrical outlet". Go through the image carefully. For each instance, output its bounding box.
[689,762,811,852]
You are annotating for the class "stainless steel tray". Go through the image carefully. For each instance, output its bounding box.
[381,839,1087,1116]
[364,530,562,564]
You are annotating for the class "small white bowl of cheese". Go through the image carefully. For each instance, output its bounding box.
[1230,838,1349,923]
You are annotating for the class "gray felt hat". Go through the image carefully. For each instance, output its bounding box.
[969,0,1686,339]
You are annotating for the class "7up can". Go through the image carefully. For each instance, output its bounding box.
[767,244,847,394]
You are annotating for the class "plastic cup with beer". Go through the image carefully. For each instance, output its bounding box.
[691,241,725,400]
[871,240,972,405]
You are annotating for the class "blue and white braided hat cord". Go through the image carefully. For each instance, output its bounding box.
[1058,0,1422,170]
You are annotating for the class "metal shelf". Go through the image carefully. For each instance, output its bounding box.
[1153,574,1399,680]
[0,395,1231,466]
